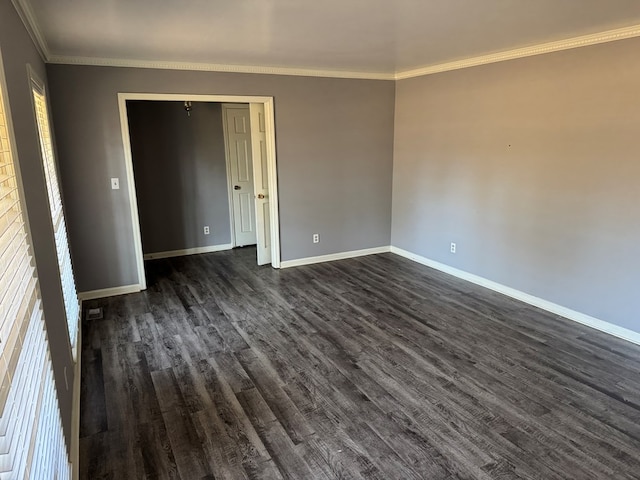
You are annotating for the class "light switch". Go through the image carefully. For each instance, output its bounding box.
[111,178,120,190]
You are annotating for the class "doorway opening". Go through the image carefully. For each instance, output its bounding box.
[118,94,281,291]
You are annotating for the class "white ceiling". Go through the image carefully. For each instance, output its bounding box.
[24,0,640,77]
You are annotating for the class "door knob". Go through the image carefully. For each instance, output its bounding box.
[257,193,266,199]
[234,185,241,190]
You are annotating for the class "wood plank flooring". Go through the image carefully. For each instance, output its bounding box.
[80,247,640,479]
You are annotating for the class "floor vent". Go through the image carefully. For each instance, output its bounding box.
[86,307,103,321]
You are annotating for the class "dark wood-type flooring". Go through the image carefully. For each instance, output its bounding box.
[80,247,640,479]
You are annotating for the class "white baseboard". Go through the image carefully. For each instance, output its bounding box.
[78,284,141,301]
[70,318,82,480]
[281,246,391,268]
[390,246,640,346]
[143,243,233,260]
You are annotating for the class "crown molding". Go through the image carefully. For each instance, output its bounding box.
[35,22,640,81]
[47,55,395,80]
[395,23,640,80]
[10,0,50,61]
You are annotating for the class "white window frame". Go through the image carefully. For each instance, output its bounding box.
[0,48,71,480]
[28,67,80,360]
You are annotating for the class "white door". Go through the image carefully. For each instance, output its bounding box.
[224,105,257,247]
[250,103,271,265]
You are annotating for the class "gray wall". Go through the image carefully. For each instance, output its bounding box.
[46,66,396,291]
[127,101,231,254]
[392,37,640,332]
[0,0,74,440]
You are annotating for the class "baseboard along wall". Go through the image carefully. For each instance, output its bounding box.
[78,284,141,301]
[77,243,639,346]
[280,246,391,268]
[390,246,640,346]
[143,243,233,260]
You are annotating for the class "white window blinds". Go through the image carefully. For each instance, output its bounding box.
[31,79,79,356]
[0,62,70,479]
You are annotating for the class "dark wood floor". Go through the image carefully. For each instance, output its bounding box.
[80,247,640,480]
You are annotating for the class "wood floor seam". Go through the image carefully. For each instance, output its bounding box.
[79,248,640,480]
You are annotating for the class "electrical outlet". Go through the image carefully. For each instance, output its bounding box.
[111,177,120,190]
[450,242,456,254]
[204,226,210,235]
[313,233,319,244]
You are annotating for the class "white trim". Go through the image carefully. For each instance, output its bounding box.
[10,0,50,61]
[143,243,233,260]
[70,309,80,361]
[263,99,281,268]
[78,284,141,301]
[280,246,391,268]
[47,55,394,81]
[221,103,238,248]
[118,93,275,103]
[117,94,147,290]
[118,93,281,279]
[69,320,82,480]
[40,23,640,81]
[28,65,81,359]
[390,246,640,346]
[395,24,640,80]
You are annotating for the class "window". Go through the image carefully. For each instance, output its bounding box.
[0,55,70,478]
[30,74,79,356]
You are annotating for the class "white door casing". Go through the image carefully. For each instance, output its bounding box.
[223,104,257,247]
[250,103,271,265]
[118,92,281,292]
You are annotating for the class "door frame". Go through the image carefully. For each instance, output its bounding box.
[117,93,281,290]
